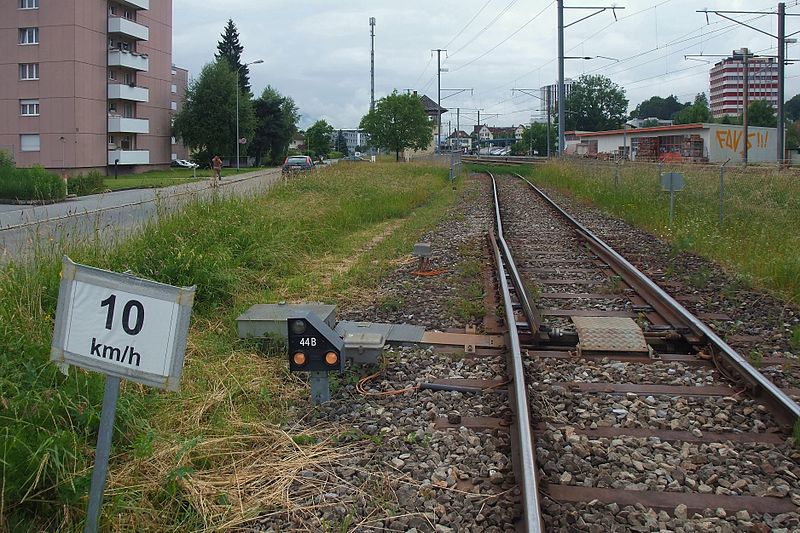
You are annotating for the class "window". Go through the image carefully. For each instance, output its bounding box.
[19,27,39,45]
[20,99,39,116]
[108,69,116,80]
[170,101,177,111]
[171,137,177,145]
[19,63,39,80]
[171,84,177,93]
[20,0,38,8]
[20,134,40,152]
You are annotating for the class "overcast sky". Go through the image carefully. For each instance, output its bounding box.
[173,0,800,131]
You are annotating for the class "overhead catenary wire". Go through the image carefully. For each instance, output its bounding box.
[450,1,555,73]
[446,0,520,60]
[441,0,493,50]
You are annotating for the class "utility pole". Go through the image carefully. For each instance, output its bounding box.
[558,3,624,156]
[370,17,376,112]
[778,3,785,164]
[557,0,565,156]
[699,3,800,164]
[513,88,551,157]
[741,48,750,164]
[432,49,446,152]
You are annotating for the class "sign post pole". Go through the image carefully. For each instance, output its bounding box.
[51,257,195,531]
[84,376,120,533]
[669,176,676,227]
[309,371,330,404]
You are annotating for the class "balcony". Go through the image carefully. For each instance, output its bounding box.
[117,0,149,10]
[108,83,149,102]
[108,116,149,134]
[108,16,149,41]
[108,149,149,166]
[108,49,149,71]
[108,83,150,102]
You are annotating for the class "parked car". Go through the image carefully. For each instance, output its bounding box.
[171,159,198,168]
[282,155,314,174]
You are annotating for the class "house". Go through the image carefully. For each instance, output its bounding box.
[446,130,472,151]
[289,133,305,151]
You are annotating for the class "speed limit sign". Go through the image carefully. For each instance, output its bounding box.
[51,257,195,391]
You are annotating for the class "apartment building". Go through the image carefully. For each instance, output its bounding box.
[710,55,779,119]
[0,0,179,174]
[536,78,574,123]
[170,64,189,161]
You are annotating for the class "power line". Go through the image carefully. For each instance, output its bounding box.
[442,0,493,49]
[451,1,555,73]
[447,0,519,59]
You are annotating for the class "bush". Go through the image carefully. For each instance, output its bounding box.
[328,151,344,159]
[0,164,66,201]
[69,170,105,196]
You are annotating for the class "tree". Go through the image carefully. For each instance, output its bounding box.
[786,122,800,150]
[673,93,711,124]
[746,100,777,127]
[335,130,348,155]
[563,75,628,132]
[514,123,555,156]
[785,94,800,121]
[172,60,255,166]
[249,86,299,166]
[305,120,335,159]
[360,91,434,161]
[216,19,250,95]
[641,119,660,127]
[629,95,687,120]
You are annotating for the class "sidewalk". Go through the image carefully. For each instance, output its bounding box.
[0,167,279,231]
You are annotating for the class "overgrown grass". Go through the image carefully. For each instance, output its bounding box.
[0,162,456,531]
[102,167,252,192]
[476,160,800,303]
[0,156,65,201]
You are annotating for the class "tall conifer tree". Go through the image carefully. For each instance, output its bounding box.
[216,19,250,95]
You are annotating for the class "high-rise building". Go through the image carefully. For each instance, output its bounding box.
[536,78,573,123]
[709,55,779,119]
[0,0,182,174]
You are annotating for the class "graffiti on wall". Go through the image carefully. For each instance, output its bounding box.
[715,129,769,153]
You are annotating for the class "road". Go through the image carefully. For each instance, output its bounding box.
[0,168,282,262]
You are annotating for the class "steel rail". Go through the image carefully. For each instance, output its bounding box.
[488,172,544,533]
[514,173,800,425]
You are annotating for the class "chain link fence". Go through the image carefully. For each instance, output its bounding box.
[449,150,462,181]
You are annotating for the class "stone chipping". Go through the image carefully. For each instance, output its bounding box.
[254,171,799,532]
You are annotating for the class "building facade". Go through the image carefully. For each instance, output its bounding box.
[536,78,574,123]
[574,123,777,164]
[0,0,178,174]
[170,64,189,162]
[709,55,778,119]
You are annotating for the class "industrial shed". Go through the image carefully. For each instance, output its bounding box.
[575,123,778,164]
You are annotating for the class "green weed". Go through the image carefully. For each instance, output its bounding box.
[790,325,800,350]
[0,161,455,529]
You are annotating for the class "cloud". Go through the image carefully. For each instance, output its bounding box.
[173,0,800,128]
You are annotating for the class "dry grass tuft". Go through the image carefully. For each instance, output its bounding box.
[108,422,369,532]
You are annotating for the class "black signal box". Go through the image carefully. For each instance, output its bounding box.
[287,311,344,372]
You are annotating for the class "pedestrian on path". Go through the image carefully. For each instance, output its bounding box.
[211,155,222,187]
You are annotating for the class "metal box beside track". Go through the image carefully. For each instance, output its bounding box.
[236,303,336,341]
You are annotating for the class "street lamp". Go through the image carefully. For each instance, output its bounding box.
[236,59,263,171]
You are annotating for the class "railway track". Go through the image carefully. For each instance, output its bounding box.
[489,172,800,531]
[252,169,798,532]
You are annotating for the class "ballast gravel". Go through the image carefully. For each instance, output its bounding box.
[254,172,799,532]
